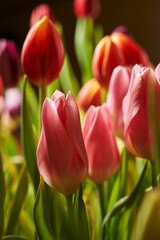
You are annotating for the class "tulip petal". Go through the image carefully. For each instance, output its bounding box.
[65,91,88,169]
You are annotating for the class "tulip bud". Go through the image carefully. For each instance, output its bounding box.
[21,16,65,87]
[5,88,22,119]
[0,39,21,88]
[83,104,121,183]
[74,0,100,18]
[30,4,56,28]
[92,33,149,89]
[77,78,104,112]
[123,64,160,160]
[107,66,131,139]
[37,90,88,195]
[131,189,160,240]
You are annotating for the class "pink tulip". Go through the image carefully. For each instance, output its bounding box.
[30,4,56,28]
[21,17,64,87]
[123,64,160,160]
[74,0,100,18]
[0,39,21,88]
[83,104,121,183]
[107,66,132,139]
[37,90,88,195]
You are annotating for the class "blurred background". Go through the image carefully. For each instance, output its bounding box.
[0,0,160,77]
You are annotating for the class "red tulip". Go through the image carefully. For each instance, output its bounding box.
[30,4,56,28]
[37,90,88,195]
[0,39,21,88]
[77,78,104,112]
[107,66,132,139]
[92,33,150,89]
[123,64,160,160]
[83,104,120,183]
[74,0,100,18]
[21,16,64,87]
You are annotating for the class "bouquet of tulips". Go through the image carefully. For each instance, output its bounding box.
[1,0,160,240]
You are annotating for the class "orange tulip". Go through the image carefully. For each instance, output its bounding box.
[92,33,149,89]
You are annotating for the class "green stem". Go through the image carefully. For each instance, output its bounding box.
[38,83,46,137]
[97,183,106,220]
[66,195,74,221]
[150,160,157,187]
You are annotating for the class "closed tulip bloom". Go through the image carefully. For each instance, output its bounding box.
[92,33,149,89]
[107,66,131,139]
[77,78,104,112]
[30,4,56,28]
[123,64,160,160]
[21,16,64,87]
[74,0,100,18]
[83,104,121,183]
[0,39,21,88]
[37,90,88,195]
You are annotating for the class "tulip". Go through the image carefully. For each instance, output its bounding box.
[5,88,22,119]
[83,104,120,183]
[107,66,131,139]
[77,78,104,112]
[30,4,56,28]
[92,33,149,89]
[123,64,160,160]
[74,0,100,18]
[21,16,65,87]
[0,39,21,88]
[37,90,88,195]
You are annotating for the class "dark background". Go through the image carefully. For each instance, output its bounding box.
[0,0,160,77]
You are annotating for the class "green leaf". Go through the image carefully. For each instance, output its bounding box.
[0,153,5,237]
[2,236,30,240]
[59,54,80,97]
[5,165,28,235]
[74,19,93,84]
[74,186,90,240]
[19,76,38,131]
[101,161,148,237]
[21,77,39,191]
[33,177,55,240]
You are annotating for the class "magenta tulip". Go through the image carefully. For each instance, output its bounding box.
[123,64,160,160]
[5,88,22,119]
[107,66,132,139]
[37,90,88,195]
[74,0,100,18]
[0,39,21,88]
[83,104,121,183]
